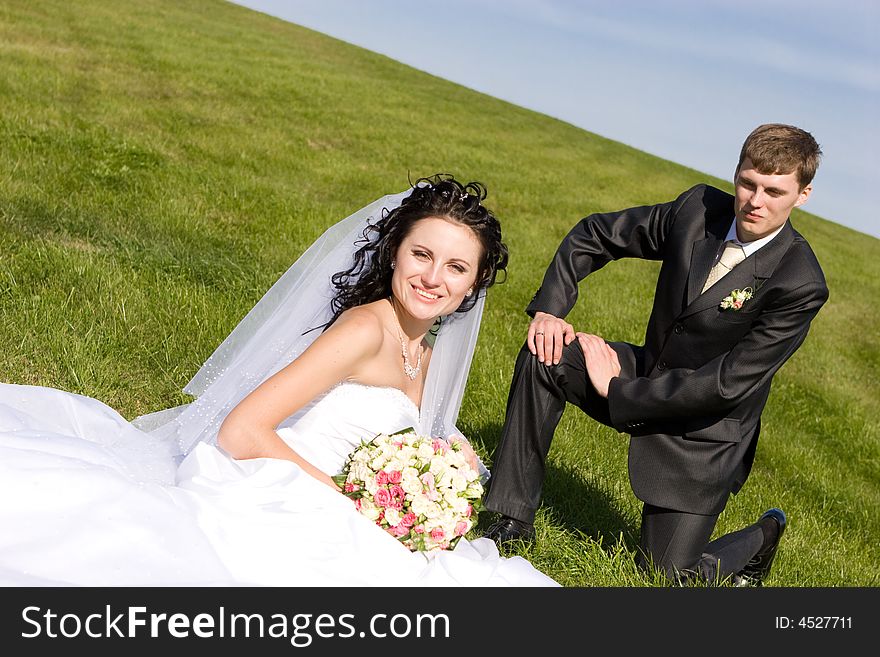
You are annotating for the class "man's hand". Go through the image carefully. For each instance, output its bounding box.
[576,332,621,398]
[529,311,576,365]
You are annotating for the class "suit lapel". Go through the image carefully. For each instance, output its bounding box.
[751,221,795,279]
[686,236,723,306]
[684,206,731,307]
[679,221,796,319]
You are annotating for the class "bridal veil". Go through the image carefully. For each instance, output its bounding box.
[133,188,488,478]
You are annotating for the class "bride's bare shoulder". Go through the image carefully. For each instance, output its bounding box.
[327,301,390,345]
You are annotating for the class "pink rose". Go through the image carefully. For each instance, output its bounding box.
[390,524,410,538]
[401,512,417,528]
[733,299,743,309]
[430,527,445,541]
[354,499,362,511]
[465,504,473,518]
[387,470,402,484]
[455,520,469,536]
[414,524,425,534]
[344,482,359,493]
[420,472,439,501]
[374,488,392,508]
[376,471,389,485]
[432,438,448,454]
[389,485,406,509]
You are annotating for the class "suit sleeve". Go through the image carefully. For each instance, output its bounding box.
[525,186,702,318]
[606,278,829,428]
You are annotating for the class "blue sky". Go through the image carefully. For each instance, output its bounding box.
[232,0,879,239]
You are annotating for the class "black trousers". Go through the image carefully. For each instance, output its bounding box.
[485,340,764,582]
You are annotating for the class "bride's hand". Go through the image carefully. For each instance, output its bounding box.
[448,435,480,474]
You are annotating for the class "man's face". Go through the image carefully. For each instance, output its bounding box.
[733,157,812,242]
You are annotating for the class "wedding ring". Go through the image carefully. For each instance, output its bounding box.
[535,331,544,335]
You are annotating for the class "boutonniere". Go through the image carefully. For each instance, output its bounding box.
[720,287,753,310]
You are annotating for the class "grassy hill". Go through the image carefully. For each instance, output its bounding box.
[1,0,877,586]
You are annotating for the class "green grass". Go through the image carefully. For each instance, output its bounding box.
[1,0,877,586]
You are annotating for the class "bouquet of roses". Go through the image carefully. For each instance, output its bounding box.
[333,428,484,552]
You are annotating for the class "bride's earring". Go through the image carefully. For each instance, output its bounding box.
[465,288,473,297]
[391,261,396,270]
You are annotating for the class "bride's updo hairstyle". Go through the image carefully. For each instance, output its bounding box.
[329,174,509,325]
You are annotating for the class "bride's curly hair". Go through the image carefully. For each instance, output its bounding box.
[329,174,509,326]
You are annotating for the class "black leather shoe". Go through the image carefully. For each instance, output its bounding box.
[483,516,536,545]
[735,508,787,587]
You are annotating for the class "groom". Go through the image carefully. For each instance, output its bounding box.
[483,124,828,584]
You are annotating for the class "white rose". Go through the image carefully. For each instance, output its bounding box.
[384,507,402,527]
[436,468,456,491]
[411,493,433,517]
[447,451,466,468]
[401,472,422,496]
[429,456,449,477]
[422,500,443,519]
[443,488,460,507]
[385,458,405,473]
[359,498,381,521]
[451,495,469,516]
[439,519,456,538]
[450,472,468,493]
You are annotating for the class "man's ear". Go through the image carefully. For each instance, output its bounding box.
[795,183,813,208]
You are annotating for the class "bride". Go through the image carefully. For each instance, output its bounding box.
[0,175,558,587]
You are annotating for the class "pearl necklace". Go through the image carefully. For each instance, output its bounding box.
[390,299,422,380]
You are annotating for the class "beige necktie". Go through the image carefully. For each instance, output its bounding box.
[702,241,746,293]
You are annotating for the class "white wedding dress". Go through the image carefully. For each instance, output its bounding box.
[0,380,558,587]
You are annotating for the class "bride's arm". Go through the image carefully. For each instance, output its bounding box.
[447,433,490,484]
[217,308,383,489]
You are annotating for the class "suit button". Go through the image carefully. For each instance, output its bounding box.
[657,361,668,370]
[674,324,684,334]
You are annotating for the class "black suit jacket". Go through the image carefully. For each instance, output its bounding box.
[527,184,828,514]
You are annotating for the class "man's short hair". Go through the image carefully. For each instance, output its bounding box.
[737,123,822,189]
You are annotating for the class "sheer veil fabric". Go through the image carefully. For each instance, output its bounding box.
[132,189,489,480]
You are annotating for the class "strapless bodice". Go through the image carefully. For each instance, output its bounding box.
[275,382,421,476]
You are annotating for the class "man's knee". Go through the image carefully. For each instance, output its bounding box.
[513,341,559,379]
[515,338,584,371]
